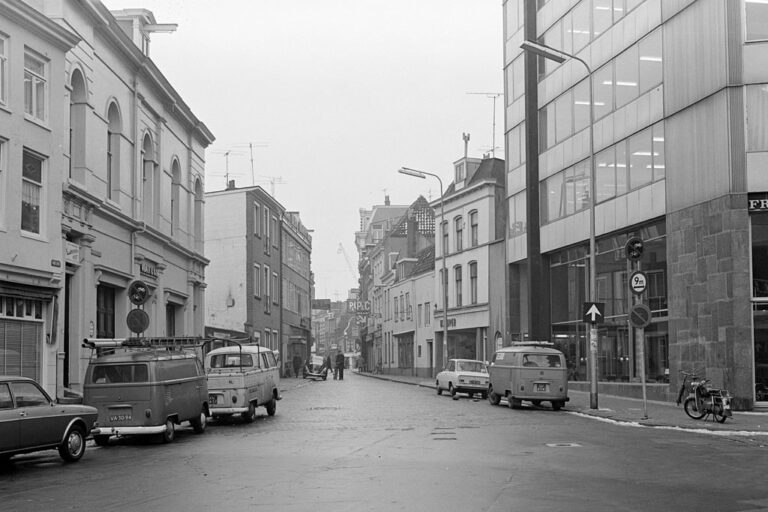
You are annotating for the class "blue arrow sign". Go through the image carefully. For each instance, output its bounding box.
[583,302,605,324]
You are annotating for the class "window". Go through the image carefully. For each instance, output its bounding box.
[638,31,662,94]
[171,160,181,235]
[106,102,121,201]
[454,216,463,252]
[747,0,768,41]
[394,296,398,322]
[21,151,43,234]
[272,272,279,305]
[405,293,411,320]
[424,302,431,325]
[264,207,271,251]
[454,266,463,307]
[272,216,279,248]
[263,266,271,309]
[0,36,6,105]
[24,52,46,122]
[470,211,478,247]
[441,221,448,256]
[509,192,526,236]
[469,262,478,304]
[0,140,5,228]
[96,284,115,338]
[400,294,404,321]
[595,146,617,203]
[253,202,260,236]
[417,304,422,327]
[142,134,156,224]
[253,264,261,297]
[12,381,49,407]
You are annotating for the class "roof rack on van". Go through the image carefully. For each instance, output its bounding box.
[83,337,203,351]
[511,341,554,347]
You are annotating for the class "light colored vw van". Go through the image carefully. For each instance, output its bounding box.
[487,342,569,411]
[205,344,280,422]
[83,338,209,444]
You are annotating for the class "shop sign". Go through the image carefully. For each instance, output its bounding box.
[139,261,158,278]
[439,318,457,328]
[65,241,80,264]
[749,193,768,212]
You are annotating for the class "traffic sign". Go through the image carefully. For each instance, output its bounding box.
[625,237,644,261]
[629,271,648,295]
[583,302,605,324]
[629,303,652,329]
[126,308,150,333]
[128,280,151,305]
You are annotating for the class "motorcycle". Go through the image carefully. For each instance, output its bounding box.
[676,370,732,423]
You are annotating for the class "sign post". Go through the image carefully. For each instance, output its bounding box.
[625,237,648,419]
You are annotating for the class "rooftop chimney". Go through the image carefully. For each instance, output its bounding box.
[227,180,236,190]
[385,195,390,206]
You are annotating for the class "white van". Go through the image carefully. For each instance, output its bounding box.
[204,344,280,422]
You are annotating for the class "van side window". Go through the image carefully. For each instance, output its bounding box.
[210,354,253,368]
[264,352,277,368]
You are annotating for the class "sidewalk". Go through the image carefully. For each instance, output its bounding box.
[352,370,768,437]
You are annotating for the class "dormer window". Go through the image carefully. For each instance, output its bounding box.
[455,162,466,182]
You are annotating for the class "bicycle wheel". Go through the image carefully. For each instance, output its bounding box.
[683,397,706,420]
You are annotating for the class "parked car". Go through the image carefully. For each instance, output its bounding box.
[487,342,569,411]
[0,376,98,463]
[205,343,280,422]
[303,354,328,380]
[83,338,209,444]
[436,359,489,398]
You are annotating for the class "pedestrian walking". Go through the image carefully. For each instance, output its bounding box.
[358,355,365,373]
[323,354,332,379]
[292,353,302,379]
[335,352,345,380]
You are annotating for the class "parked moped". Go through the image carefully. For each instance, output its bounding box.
[676,370,732,423]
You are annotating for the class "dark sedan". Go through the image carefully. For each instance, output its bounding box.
[0,376,98,463]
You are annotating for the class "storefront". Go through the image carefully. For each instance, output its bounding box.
[749,195,768,405]
[549,220,668,385]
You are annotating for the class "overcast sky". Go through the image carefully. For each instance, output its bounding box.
[101,0,504,300]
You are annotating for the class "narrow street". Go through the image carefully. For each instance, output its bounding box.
[2,375,767,512]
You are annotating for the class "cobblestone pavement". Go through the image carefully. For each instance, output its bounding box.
[353,370,768,438]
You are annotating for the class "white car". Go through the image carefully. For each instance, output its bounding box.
[436,359,489,398]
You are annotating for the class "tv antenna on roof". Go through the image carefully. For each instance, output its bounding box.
[232,142,269,186]
[467,92,503,158]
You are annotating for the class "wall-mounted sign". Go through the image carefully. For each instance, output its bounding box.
[749,193,768,212]
[139,261,158,278]
[439,318,457,328]
[65,241,80,264]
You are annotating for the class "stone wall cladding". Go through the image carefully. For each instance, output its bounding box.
[667,194,753,409]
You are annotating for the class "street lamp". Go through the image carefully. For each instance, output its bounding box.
[520,40,599,409]
[398,167,449,372]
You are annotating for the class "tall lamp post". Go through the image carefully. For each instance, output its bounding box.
[398,167,449,372]
[520,40,599,409]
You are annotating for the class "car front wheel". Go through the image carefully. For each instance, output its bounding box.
[59,425,86,462]
[436,381,442,395]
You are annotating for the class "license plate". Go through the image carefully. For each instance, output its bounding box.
[469,380,480,385]
[535,384,548,392]
[209,394,218,405]
[109,413,131,422]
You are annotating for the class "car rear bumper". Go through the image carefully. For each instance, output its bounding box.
[92,425,167,436]
[210,406,248,415]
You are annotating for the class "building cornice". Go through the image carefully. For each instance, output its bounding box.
[1,0,80,51]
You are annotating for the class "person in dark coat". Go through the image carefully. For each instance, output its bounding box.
[322,354,332,378]
[335,352,345,380]
[292,353,302,379]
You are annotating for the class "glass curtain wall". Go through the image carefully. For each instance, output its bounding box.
[550,220,668,382]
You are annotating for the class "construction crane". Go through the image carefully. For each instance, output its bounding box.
[337,243,358,281]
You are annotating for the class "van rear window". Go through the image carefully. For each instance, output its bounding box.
[92,364,149,383]
[522,354,562,368]
[210,354,253,368]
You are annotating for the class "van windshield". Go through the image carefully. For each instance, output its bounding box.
[92,364,148,383]
[522,354,562,368]
[210,354,254,368]
[456,361,487,373]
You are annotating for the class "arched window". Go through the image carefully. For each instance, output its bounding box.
[69,68,87,183]
[141,134,156,224]
[106,101,121,201]
[194,178,203,249]
[170,158,181,235]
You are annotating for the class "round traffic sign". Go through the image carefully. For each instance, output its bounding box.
[126,308,150,333]
[128,280,151,305]
[629,303,652,329]
[629,271,648,295]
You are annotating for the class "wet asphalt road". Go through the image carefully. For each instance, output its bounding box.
[2,373,768,512]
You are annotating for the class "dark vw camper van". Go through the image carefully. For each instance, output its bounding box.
[83,338,209,444]
[488,342,569,411]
